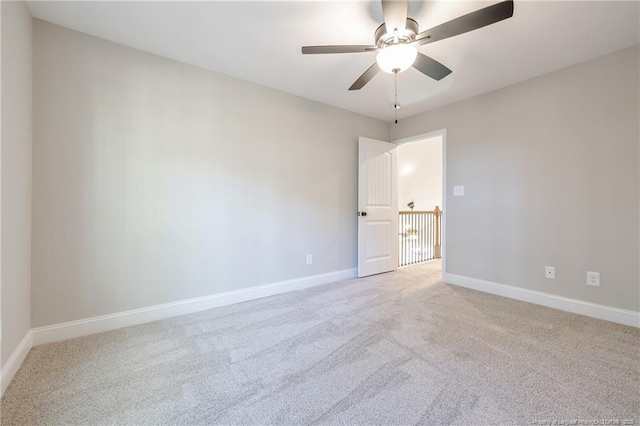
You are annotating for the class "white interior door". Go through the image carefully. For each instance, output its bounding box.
[358,137,398,277]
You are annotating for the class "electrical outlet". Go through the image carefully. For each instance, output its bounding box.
[587,271,600,287]
[545,266,555,279]
[306,254,312,265]
[453,186,465,196]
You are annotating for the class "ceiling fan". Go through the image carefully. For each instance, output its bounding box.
[302,0,514,91]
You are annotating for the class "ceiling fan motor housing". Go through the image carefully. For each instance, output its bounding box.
[375,18,419,47]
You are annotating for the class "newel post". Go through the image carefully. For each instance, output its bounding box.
[434,206,442,259]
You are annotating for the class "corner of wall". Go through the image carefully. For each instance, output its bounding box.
[0,0,34,394]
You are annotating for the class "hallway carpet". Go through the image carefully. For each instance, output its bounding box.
[2,261,639,425]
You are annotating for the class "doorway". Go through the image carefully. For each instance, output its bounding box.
[395,131,445,270]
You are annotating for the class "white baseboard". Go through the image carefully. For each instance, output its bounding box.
[1,330,33,396]
[444,273,640,328]
[32,267,357,346]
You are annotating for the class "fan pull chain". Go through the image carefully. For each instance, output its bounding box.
[394,70,398,124]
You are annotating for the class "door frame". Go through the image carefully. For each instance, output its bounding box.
[392,129,447,275]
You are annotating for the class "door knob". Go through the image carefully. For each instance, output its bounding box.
[358,212,367,216]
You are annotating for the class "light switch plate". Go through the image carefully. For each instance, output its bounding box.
[453,186,464,196]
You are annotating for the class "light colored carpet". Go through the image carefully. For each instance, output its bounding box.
[2,260,639,425]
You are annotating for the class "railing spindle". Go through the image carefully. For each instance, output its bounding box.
[402,214,405,266]
[427,212,431,260]
[411,212,415,264]
[434,206,441,259]
[421,212,425,262]
[430,212,433,259]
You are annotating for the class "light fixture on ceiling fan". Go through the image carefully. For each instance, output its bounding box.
[301,0,515,90]
[376,32,417,74]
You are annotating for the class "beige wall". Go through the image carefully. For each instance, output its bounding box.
[21,19,640,328]
[391,46,640,312]
[31,20,389,327]
[397,136,443,212]
[1,1,33,365]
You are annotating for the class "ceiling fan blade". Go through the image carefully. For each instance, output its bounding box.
[302,45,378,54]
[349,63,381,91]
[415,0,514,45]
[382,0,408,33]
[413,53,452,81]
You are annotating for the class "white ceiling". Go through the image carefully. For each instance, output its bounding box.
[27,1,640,122]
